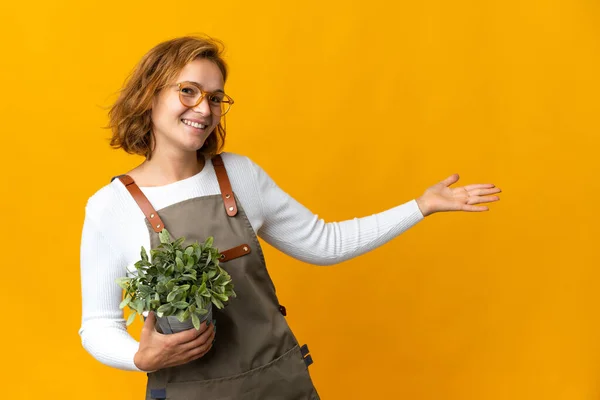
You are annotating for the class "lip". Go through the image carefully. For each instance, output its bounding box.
[181,117,210,125]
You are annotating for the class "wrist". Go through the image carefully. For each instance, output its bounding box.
[134,351,152,372]
[416,196,431,217]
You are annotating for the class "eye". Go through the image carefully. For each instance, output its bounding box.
[208,94,224,104]
[180,85,198,96]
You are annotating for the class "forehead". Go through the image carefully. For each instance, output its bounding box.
[176,58,224,90]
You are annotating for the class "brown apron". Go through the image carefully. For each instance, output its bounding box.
[117,155,320,400]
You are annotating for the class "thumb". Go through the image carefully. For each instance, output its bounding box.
[142,311,157,335]
[440,173,459,187]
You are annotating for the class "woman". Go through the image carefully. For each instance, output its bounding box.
[79,35,501,399]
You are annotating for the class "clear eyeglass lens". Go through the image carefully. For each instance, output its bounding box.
[179,84,231,115]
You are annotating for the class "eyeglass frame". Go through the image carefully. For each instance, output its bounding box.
[172,81,235,116]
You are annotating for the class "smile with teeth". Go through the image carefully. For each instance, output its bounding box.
[182,119,207,129]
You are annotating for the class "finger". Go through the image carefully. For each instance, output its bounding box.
[172,320,211,344]
[469,187,501,196]
[186,332,216,362]
[441,174,460,187]
[145,311,156,324]
[180,322,215,351]
[141,311,157,335]
[184,328,216,362]
[187,344,212,363]
[464,183,497,191]
[468,196,500,205]
[462,204,489,212]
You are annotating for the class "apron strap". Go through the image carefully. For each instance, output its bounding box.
[219,243,251,262]
[212,154,238,217]
[117,175,164,233]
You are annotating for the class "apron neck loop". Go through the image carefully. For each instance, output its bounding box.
[212,154,238,217]
[117,175,164,233]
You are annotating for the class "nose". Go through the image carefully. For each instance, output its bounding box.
[192,95,212,115]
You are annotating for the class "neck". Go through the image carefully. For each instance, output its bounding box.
[140,148,206,186]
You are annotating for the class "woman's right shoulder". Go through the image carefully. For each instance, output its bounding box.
[84,177,138,223]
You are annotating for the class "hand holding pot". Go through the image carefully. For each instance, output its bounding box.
[133,312,215,372]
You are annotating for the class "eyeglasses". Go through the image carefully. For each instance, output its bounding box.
[175,81,234,116]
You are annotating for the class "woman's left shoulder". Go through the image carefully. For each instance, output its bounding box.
[218,151,253,165]
[217,152,268,184]
[218,152,262,173]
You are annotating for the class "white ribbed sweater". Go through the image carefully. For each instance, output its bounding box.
[78,152,424,371]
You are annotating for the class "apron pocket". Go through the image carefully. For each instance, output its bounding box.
[165,344,318,400]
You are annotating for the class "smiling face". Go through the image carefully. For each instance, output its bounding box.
[150,58,225,157]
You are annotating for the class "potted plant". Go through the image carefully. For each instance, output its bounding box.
[116,229,236,334]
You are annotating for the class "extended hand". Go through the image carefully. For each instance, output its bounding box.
[133,312,215,372]
[416,174,501,217]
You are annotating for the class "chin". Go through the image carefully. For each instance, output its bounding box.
[181,132,213,151]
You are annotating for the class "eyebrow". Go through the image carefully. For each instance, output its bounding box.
[187,81,224,93]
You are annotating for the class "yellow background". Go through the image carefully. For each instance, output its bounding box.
[1,0,598,398]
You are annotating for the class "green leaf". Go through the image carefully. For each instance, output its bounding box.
[115,277,131,290]
[140,247,148,262]
[132,298,145,314]
[191,313,200,330]
[174,292,185,303]
[171,301,189,309]
[126,311,137,326]
[211,297,224,309]
[176,257,184,272]
[119,296,132,309]
[150,299,161,308]
[195,307,208,315]
[198,282,208,296]
[166,290,179,302]
[213,292,228,302]
[157,304,173,317]
[195,294,204,309]
[159,229,171,244]
[204,236,214,247]
[156,283,167,294]
[138,284,152,296]
[174,237,185,248]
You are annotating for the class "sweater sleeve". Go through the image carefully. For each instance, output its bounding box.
[78,209,144,372]
[250,158,425,266]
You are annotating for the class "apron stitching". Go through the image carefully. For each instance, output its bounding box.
[145,194,224,215]
[167,344,302,385]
